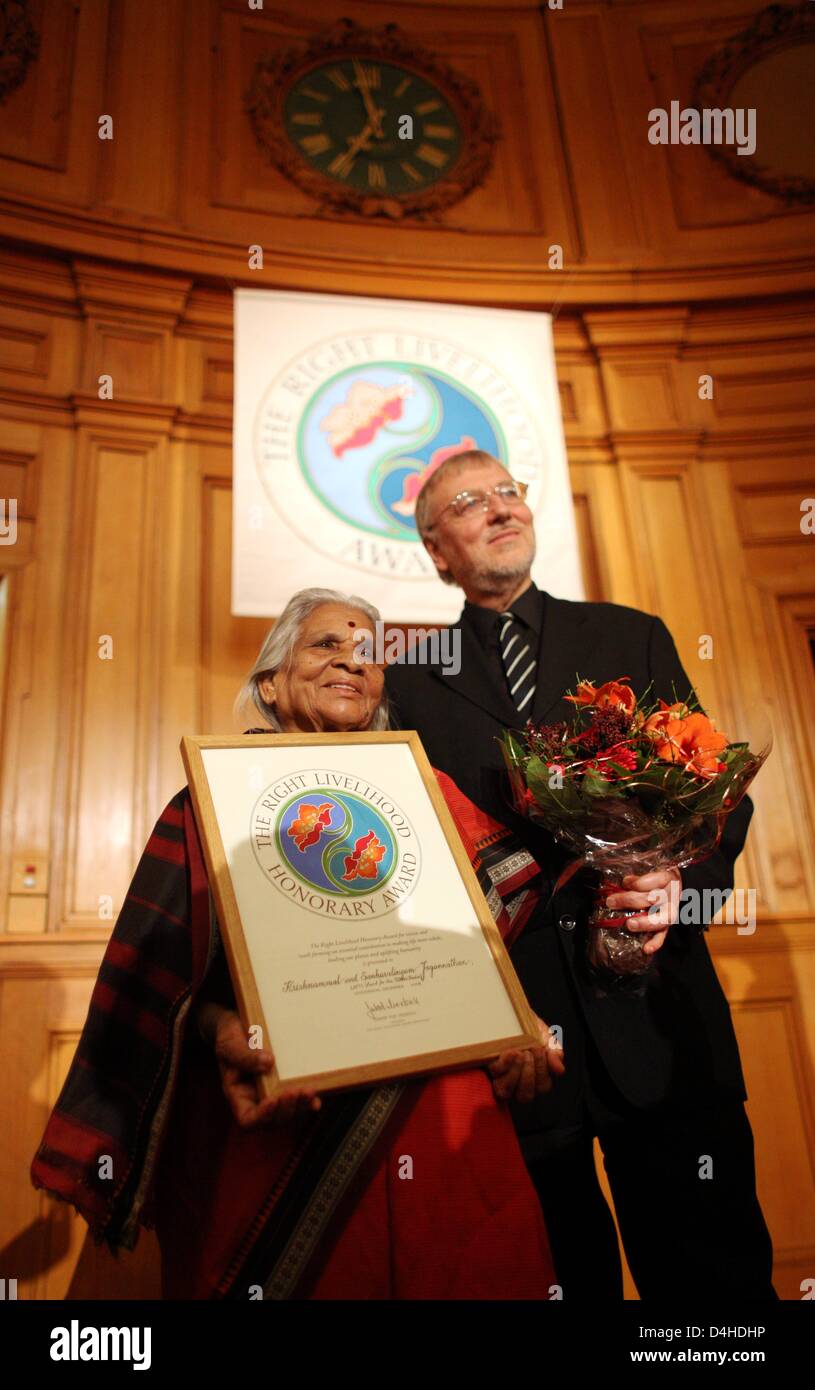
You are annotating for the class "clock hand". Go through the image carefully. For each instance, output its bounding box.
[333,119,376,177]
[352,59,385,139]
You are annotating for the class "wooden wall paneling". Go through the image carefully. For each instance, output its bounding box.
[544,4,645,264]
[201,458,270,738]
[772,592,815,863]
[65,1226,162,1301]
[61,261,196,843]
[71,259,192,399]
[35,1022,86,1300]
[568,455,643,611]
[584,307,690,432]
[0,959,100,1300]
[0,3,812,300]
[678,301,815,915]
[695,469,797,915]
[155,293,232,800]
[95,0,185,222]
[0,421,74,934]
[711,931,815,1300]
[154,437,205,809]
[59,420,167,929]
[678,303,815,438]
[616,445,730,709]
[570,484,604,604]
[554,313,614,441]
[0,0,109,207]
[0,248,82,392]
[693,436,815,918]
[750,579,815,912]
[554,311,644,611]
[728,451,814,564]
[635,2,815,250]
[173,284,234,419]
[404,0,576,241]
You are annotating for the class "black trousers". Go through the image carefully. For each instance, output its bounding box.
[525,1093,777,1301]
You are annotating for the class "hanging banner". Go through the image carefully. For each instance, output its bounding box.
[233,288,584,621]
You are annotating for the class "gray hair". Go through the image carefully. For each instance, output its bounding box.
[234,587,390,731]
[414,449,505,542]
[414,450,511,586]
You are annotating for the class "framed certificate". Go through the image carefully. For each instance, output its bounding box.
[181,731,539,1096]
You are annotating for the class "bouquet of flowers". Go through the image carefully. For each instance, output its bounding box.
[501,677,770,981]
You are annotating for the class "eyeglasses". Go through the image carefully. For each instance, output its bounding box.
[426,480,529,529]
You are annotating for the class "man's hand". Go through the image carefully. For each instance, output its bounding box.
[488,1016,565,1103]
[599,867,683,956]
[203,1005,322,1129]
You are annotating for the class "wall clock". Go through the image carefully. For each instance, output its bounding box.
[246,19,499,219]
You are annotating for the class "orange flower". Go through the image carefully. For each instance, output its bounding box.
[651,712,728,778]
[288,802,334,851]
[642,698,691,736]
[566,678,637,715]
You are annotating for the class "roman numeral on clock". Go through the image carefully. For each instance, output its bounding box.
[417,142,448,168]
[326,67,351,91]
[355,63,381,88]
[300,133,332,156]
[328,151,352,178]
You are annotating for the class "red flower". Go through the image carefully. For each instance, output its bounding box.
[342,830,386,881]
[566,678,637,715]
[601,744,637,774]
[288,802,334,851]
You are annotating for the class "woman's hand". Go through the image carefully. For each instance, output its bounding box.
[488,1016,566,1103]
[201,1003,322,1129]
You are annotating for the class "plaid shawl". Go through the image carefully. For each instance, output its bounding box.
[30,758,542,1283]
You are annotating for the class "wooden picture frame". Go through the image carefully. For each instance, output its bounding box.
[181,730,539,1097]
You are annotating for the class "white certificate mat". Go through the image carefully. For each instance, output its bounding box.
[182,732,538,1094]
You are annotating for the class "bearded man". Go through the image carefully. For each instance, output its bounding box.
[386,449,776,1301]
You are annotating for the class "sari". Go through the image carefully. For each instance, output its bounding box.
[31,755,555,1299]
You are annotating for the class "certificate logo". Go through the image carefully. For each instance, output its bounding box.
[251,771,420,919]
[254,328,545,579]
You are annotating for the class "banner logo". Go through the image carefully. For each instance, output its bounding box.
[298,362,502,539]
[254,329,545,578]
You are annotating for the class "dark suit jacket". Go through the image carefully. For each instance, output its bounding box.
[386,589,752,1157]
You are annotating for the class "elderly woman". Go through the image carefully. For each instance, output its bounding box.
[32,588,563,1300]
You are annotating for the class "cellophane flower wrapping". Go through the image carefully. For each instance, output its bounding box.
[501,679,769,980]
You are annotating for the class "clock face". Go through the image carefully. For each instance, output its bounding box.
[283,57,464,198]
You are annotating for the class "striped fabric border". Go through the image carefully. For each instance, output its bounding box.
[262,1083,405,1300]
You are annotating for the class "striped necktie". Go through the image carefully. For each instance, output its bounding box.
[499,611,537,716]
